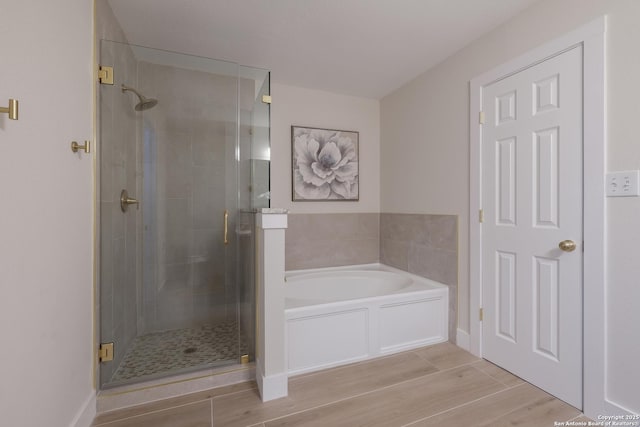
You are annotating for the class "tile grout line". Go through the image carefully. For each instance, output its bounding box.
[212,354,446,425]
[413,358,485,375]
[210,385,259,403]
[265,362,507,427]
[567,413,589,422]
[98,348,482,425]
[468,360,522,388]
[210,398,214,427]
[96,388,236,423]
[471,359,531,389]
[482,394,564,426]
[289,349,435,382]
[256,363,485,426]
[414,355,439,371]
[399,383,530,427]
[255,372,444,424]
[210,391,262,422]
[93,399,214,426]
[410,347,481,369]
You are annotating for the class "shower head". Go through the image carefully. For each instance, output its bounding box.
[121,84,158,111]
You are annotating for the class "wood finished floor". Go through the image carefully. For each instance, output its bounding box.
[92,342,587,427]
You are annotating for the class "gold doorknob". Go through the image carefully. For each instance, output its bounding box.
[120,189,139,213]
[558,240,577,252]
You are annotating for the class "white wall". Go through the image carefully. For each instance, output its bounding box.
[0,1,95,426]
[381,0,639,415]
[270,83,380,213]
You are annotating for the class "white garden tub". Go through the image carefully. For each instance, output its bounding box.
[285,264,448,375]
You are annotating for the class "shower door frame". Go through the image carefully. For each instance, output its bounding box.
[96,40,262,389]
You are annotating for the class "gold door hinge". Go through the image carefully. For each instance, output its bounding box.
[479,111,485,124]
[261,95,272,104]
[240,354,249,364]
[479,209,484,223]
[479,308,484,321]
[98,66,114,85]
[99,342,114,362]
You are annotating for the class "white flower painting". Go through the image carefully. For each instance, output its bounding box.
[292,126,359,201]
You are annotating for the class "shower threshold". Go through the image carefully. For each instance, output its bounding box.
[97,358,254,413]
[106,321,249,388]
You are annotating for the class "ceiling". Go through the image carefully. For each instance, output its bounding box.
[107,0,541,99]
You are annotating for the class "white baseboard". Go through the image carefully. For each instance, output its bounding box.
[602,399,637,418]
[70,392,96,427]
[456,328,470,351]
[256,363,288,402]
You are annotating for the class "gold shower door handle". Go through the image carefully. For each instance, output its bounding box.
[120,189,139,212]
[224,210,229,245]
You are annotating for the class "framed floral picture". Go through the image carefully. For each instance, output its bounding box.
[291,126,359,201]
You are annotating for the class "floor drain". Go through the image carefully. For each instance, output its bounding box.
[184,347,197,354]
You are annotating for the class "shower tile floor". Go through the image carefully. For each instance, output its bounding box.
[111,321,248,383]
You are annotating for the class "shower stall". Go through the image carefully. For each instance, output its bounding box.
[97,40,270,388]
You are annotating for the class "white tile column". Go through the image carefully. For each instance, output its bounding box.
[255,209,288,401]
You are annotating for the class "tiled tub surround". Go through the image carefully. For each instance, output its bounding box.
[380,213,458,342]
[285,213,458,342]
[285,213,380,270]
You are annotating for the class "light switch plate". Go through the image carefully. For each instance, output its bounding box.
[606,170,640,197]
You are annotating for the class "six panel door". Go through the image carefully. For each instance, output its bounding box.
[481,46,583,408]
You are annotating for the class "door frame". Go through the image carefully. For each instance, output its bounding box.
[469,17,605,418]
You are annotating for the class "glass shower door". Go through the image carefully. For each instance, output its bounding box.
[236,67,270,363]
[98,40,143,387]
[99,40,244,388]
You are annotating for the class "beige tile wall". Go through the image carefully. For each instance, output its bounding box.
[138,61,238,332]
[380,213,458,342]
[285,213,380,270]
[285,212,458,342]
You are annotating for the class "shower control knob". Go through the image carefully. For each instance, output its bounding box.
[120,189,140,212]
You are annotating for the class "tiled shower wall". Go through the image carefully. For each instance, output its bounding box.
[138,61,238,333]
[285,212,458,341]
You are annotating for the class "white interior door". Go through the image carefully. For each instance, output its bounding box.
[481,46,583,408]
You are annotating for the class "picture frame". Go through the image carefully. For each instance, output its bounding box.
[291,125,359,201]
